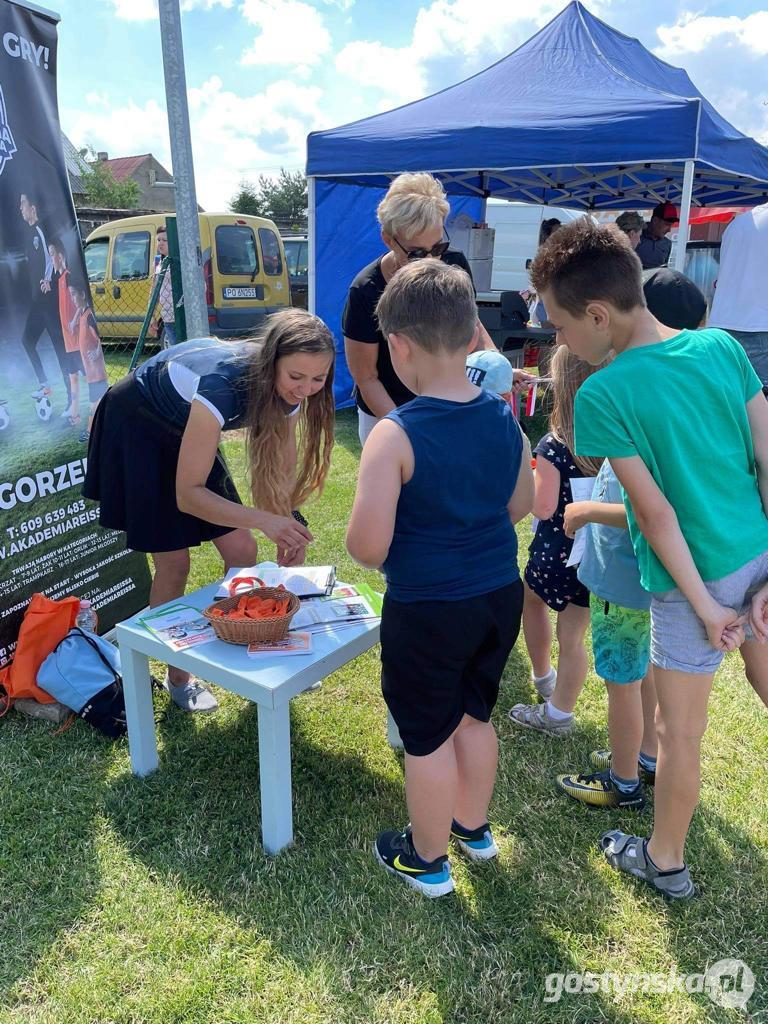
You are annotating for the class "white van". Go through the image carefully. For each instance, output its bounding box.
[485,201,586,293]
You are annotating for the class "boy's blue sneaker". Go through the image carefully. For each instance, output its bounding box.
[450,820,499,861]
[374,827,454,898]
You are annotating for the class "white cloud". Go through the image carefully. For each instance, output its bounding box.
[652,10,768,145]
[411,0,567,61]
[335,41,426,103]
[656,11,768,58]
[63,76,325,210]
[240,0,332,70]
[334,0,590,100]
[65,98,169,159]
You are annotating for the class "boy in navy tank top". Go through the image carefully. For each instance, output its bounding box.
[346,261,534,897]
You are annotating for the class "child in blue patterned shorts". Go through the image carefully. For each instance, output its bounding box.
[555,459,658,809]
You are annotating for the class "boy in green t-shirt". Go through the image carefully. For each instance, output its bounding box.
[530,219,768,900]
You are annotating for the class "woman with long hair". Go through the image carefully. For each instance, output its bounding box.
[509,344,605,736]
[83,308,335,711]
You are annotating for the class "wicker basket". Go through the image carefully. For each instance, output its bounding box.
[202,587,300,645]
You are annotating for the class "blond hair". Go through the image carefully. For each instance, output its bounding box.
[244,309,336,515]
[376,260,477,354]
[377,173,450,238]
[548,345,607,476]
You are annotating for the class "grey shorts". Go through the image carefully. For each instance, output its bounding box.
[650,550,768,674]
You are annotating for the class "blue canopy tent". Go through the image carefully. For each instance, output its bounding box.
[307,0,768,407]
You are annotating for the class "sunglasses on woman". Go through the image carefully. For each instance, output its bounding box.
[392,231,451,261]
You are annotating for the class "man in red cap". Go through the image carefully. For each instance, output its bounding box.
[636,202,678,269]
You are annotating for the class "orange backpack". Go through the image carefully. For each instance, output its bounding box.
[0,593,80,713]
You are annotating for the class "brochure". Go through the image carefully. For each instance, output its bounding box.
[292,583,382,632]
[217,562,336,599]
[331,582,383,615]
[247,632,313,657]
[565,477,597,567]
[139,603,217,650]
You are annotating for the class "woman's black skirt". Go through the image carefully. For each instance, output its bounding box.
[82,374,242,553]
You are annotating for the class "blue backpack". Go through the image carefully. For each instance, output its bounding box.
[37,628,127,738]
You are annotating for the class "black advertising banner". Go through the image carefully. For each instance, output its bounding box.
[0,0,150,666]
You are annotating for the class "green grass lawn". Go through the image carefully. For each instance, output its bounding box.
[1,407,766,1024]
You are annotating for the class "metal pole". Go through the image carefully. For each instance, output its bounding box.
[307,176,316,314]
[158,0,208,338]
[673,159,695,273]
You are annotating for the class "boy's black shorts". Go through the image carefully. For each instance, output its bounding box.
[380,579,524,756]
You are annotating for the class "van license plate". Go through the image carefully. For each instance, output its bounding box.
[223,286,257,299]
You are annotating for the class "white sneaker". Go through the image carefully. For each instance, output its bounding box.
[163,675,219,713]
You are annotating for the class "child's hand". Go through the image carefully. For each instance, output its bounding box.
[720,622,745,652]
[512,369,537,394]
[748,582,768,642]
[563,501,593,538]
[701,601,744,651]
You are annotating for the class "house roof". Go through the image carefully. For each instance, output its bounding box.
[101,155,152,181]
[60,131,90,195]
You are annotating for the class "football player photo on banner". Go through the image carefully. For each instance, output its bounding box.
[0,0,150,668]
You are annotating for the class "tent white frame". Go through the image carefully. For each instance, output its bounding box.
[307,156,708,311]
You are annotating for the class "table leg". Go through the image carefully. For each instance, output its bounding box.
[121,646,159,776]
[387,709,404,749]
[257,702,293,854]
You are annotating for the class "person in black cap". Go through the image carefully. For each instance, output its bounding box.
[643,268,707,331]
[636,202,678,270]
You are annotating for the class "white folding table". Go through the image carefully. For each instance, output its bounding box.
[116,582,380,854]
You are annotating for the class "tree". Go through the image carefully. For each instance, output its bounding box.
[230,169,307,224]
[229,179,266,216]
[79,153,140,209]
[257,169,307,222]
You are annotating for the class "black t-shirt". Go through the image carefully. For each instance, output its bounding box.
[24,220,52,300]
[135,337,300,430]
[341,250,475,414]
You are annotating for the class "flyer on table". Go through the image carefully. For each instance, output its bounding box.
[139,604,217,651]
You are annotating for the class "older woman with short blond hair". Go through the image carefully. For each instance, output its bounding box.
[342,172,525,445]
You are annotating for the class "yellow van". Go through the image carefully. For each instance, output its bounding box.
[83,213,291,339]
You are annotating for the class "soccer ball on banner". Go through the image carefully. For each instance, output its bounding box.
[0,402,10,430]
[35,395,53,422]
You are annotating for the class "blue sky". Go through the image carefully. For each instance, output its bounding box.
[53,0,768,210]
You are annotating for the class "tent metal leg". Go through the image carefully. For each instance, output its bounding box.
[308,176,316,315]
[673,159,695,273]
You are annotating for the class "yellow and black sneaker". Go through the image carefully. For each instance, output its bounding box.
[374,827,454,898]
[590,749,656,786]
[555,769,646,810]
